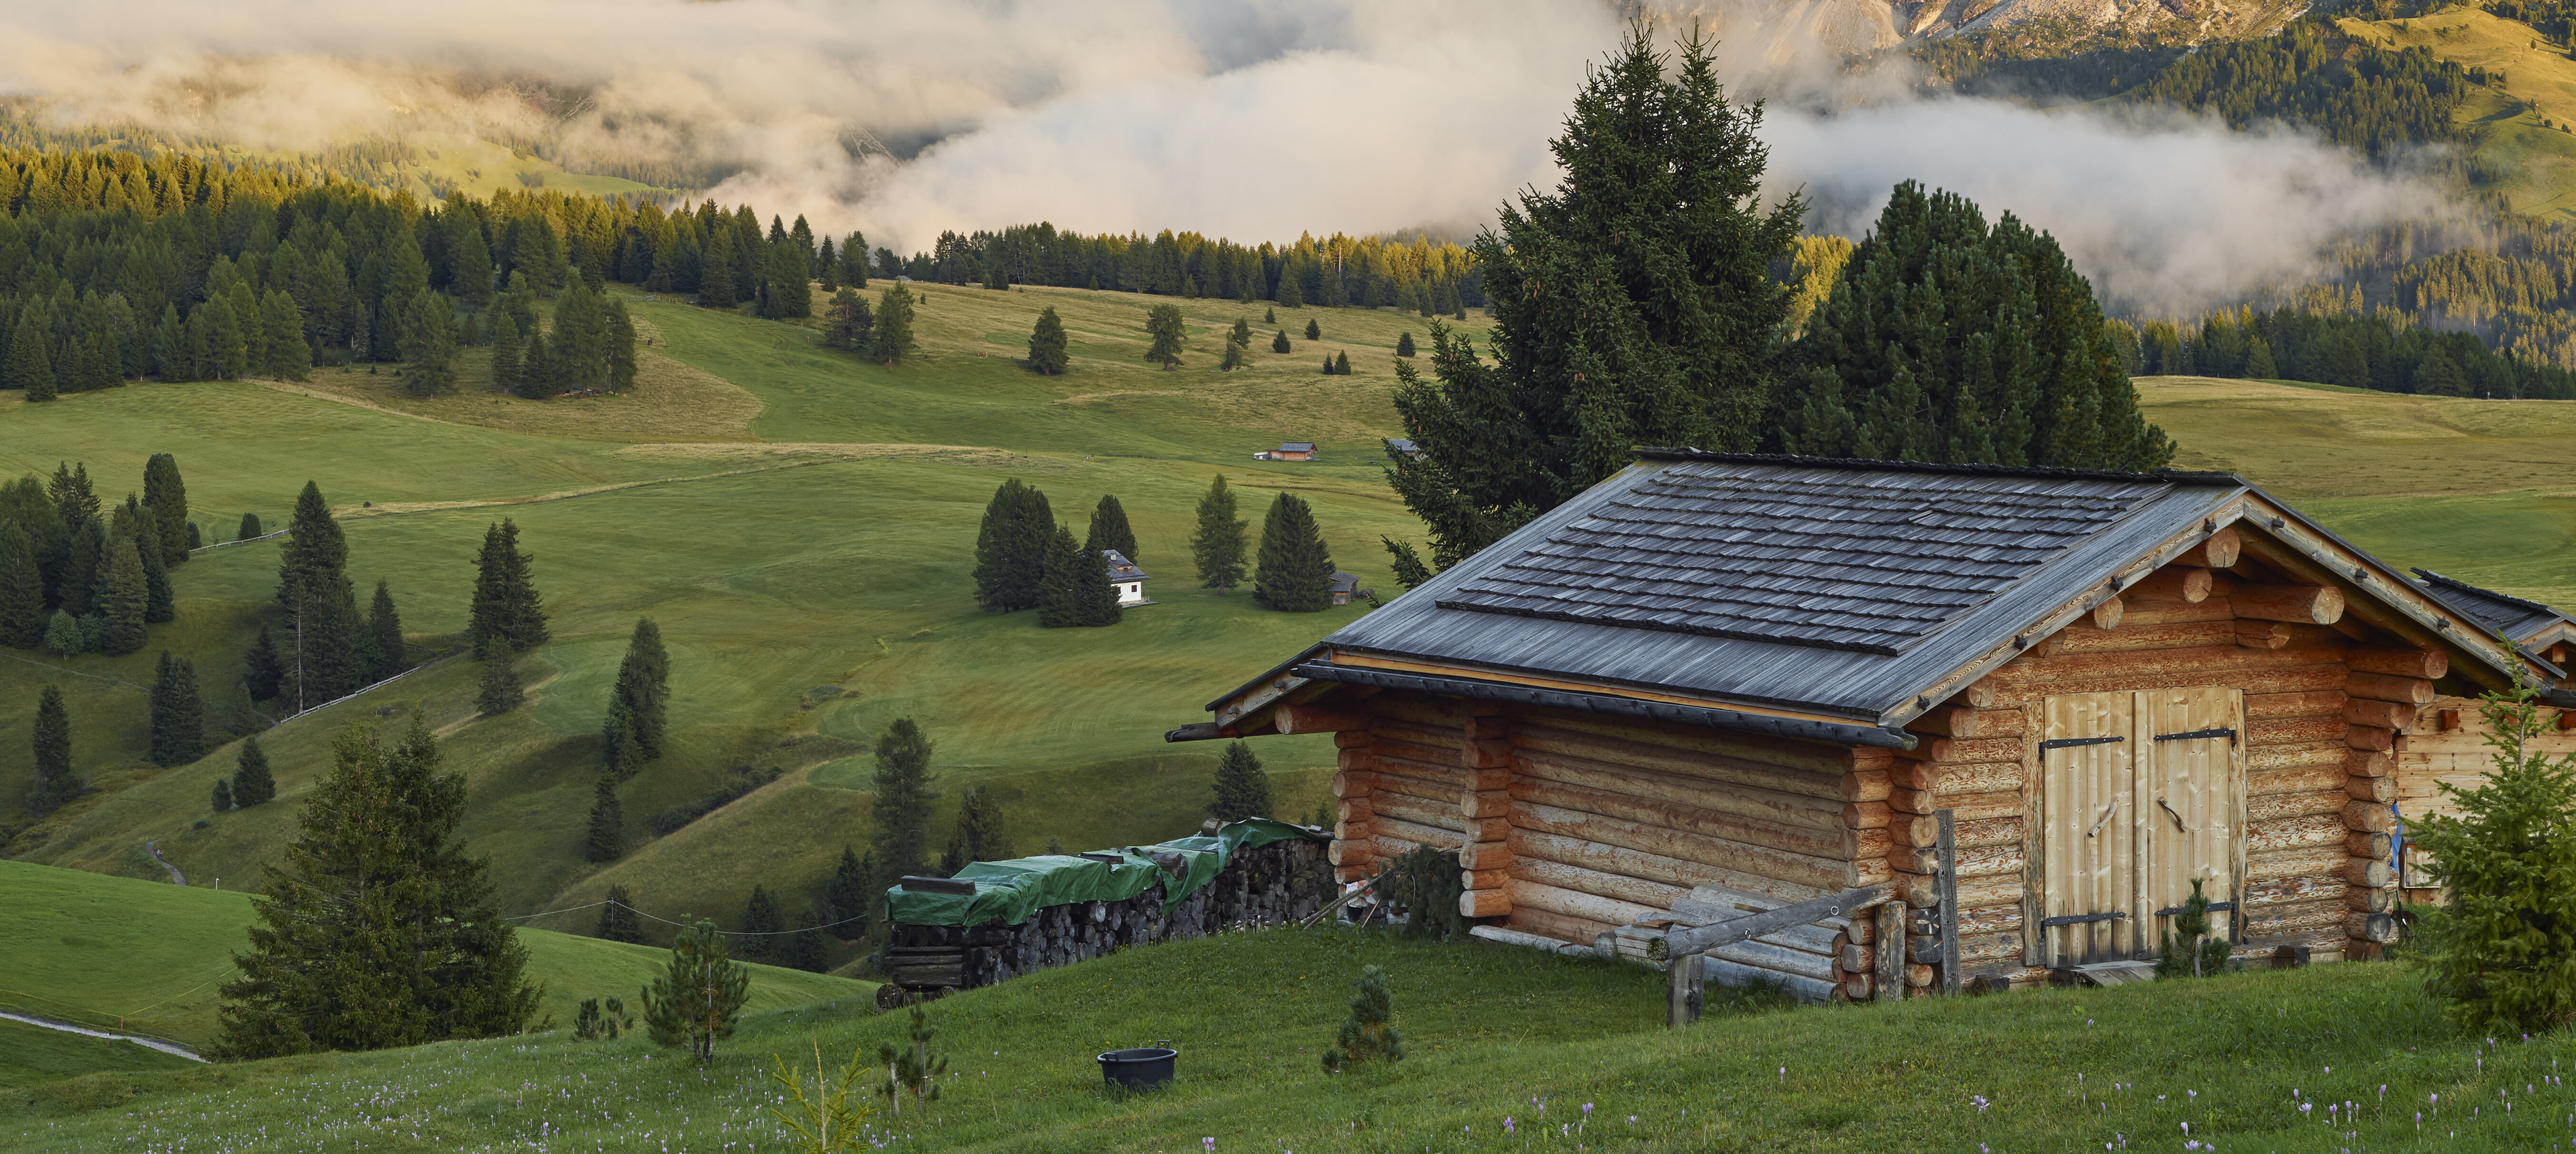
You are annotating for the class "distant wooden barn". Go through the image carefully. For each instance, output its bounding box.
[1177,452,2541,998]
[1257,442,1318,462]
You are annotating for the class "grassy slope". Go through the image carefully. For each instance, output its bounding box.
[0,287,1479,943]
[2139,375,2576,607]
[0,859,870,1055]
[0,1020,193,1091]
[3,923,2563,1153]
[2341,9,2576,221]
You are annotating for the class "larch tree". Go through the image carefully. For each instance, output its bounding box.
[148,651,205,768]
[1385,27,1805,578]
[401,294,458,397]
[1027,307,1069,375]
[1253,493,1335,613]
[1144,304,1186,369]
[869,718,938,884]
[231,734,276,806]
[217,715,539,1058]
[30,684,72,815]
[824,288,873,350]
[1774,181,2175,471]
[1083,495,1139,566]
[1189,475,1248,592]
[971,480,1053,613]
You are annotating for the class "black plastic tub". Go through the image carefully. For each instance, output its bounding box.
[1097,1047,1177,1090]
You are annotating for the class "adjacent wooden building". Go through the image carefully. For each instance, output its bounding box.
[2394,570,2576,891]
[1177,452,2543,997]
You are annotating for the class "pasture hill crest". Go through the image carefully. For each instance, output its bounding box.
[1181,452,2546,998]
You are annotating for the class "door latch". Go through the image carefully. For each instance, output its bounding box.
[2158,797,2188,833]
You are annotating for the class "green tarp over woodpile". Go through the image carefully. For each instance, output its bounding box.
[883,819,1319,927]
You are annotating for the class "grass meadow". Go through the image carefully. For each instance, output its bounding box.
[5,917,2568,1153]
[0,860,871,1055]
[2341,9,2576,221]
[0,285,1475,947]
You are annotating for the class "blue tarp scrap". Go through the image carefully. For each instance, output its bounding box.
[882,818,1320,927]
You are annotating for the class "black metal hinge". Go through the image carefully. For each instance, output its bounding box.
[2154,727,2239,747]
[2153,902,2239,916]
[2039,910,2129,928]
[2040,735,2125,751]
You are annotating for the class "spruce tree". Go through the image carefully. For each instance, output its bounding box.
[217,715,540,1058]
[475,653,525,715]
[1303,318,1320,340]
[840,233,870,288]
[1083,495,1139,566]
[486,310,522,395]
[1321,356,1334,376]
[596,883,645,943]
[870,718,938,883]
[1332,350,1350,376]
[133,513,175,624]
[232,734,276,806]
[402,294,459,397]
[824,288,873,350]
[1266,306,1277,324]
[517,329,554,399]
[1209,739,1273,821]
[1253,493,1335,613]
[601,617,670,761]
[740,884,785,959]
[245,624,284,700]
[786,916,832,973]
[1230,317,1252,346]
[277,482,347,608]
[52,462,99,535]
[871,286,917,365]
[641,919,747,1065]
[1279,274,1303,309]
[1035,523,1087,629]
[1272,329,1291,354]
[1220,340,1246,372]
[43,611,80,658]
[148,651,205,767]
[142,454,189,564]
[1027,307,1069,375]
[30,684,72,815]
[276,483,363,706]
[0,524,44,648]
[1776,181,2174,471]
[213,778,233,812]
[468,519,548,655]
[1388,28,1805,573]
[817,237,839,291]
[1143,304,1186,369]
[970,480,1053,613]
[62,520,103,617]
[957,785,1011,861]
[763,242,814,319]
[700,237,739,309]
[366,580,406,682]
[1396,332,1416,357]
[96,537,148,655]
[586,774,624,863]
[7,309,54,401]
[1190,475,1248,592]
[237,512,262,541]
[826,845,874,941]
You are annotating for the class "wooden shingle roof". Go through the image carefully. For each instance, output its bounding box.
[2412,569,2574,649]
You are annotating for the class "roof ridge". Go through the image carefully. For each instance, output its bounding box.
[1635,448,2242,486]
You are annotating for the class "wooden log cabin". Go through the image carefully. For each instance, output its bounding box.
[1175,452,2546,997]
[2395,570,2576,893]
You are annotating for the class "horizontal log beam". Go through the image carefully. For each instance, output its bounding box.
[1276,702,1372,734]
[1517,710,1883,778]
[2174,527,2241,570]
[1510,726,1845,801]
[2347,673,2434,707]
[1514,749,1847,831]
[2235,584,2343,625]
[1665,882,1896,957]
[2349,647,2446,680]
[1509,778,1855,859]
[1513,801,1864,892]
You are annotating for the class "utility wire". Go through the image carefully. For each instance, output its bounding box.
[507,898,869,937]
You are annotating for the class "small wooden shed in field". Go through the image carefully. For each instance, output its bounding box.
[1175,452,2544,997]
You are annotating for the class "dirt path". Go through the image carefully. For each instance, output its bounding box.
[333,446,1002,522]
[0,1010,204,1061]
[248,378,482,429]
[144,839,186,886]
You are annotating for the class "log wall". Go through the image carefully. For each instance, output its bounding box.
[2393,696,2576,894]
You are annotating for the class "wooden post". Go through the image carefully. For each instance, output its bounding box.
[1936,808,1961,996]
[1874,902,1904,1003]
[1666,950,1699,1028]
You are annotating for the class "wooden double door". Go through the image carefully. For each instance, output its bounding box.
[2037,688,2246,965]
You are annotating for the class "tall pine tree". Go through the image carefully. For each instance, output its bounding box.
[870,718,938,884]
[30,684,72,815]
[1252,493,1334,612]
[1027,307,1069,375]
[1037,523,1120,628]
[739,884,784,959]
[0,524,43,648]
[956,785,1010,861]
[871,285,916,364]
[142,454,189,565]
[600,617,670,765]
[245,624,285,701]
[148,651,205,767]
[467,519,548,655]
[231,733,276,806]
[217,715,539,1058]
[276,482,363,706]
[585,774,624,863]
[475,653,525,716]
[366,580,406,682]
[1387,28,1805,574]
[1083,495,1139,566]
[1190,475,1248,592]
[597,883,645,943]
[825,845,874,941]
[1209,740,1273,821]
[971,480,1053,613]
[95,537,148,655]
[1144,304,1186,369]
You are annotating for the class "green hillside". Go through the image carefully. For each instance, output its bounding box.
[2,919,2557,1153]
[2343,9,2576,220]
[0,859,870,1056]
[0,284,1478,945]
[2139,374,2576,607]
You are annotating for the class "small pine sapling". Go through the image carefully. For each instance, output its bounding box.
[1320,965,1402,1073]
[643,919,749,1064]
[213,777,233,811]
[1303,318,1320,340]
[1271,329,1291,354]
[574,996,633,1041]
[2153,877,2232,978]
[1265,306,1277,323]
[1396,331,1416,357]
[770,1039,879,1153]
[2413,666,2576,1031]
[876,998,947,1114]
[1334,350,1351,375]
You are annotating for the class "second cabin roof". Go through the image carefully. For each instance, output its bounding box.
[2411,568,2574,648]
[1256,451,2527,739]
